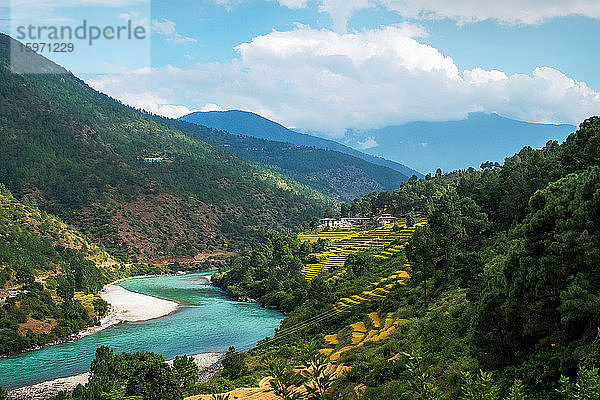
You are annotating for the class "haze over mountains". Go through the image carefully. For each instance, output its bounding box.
[345,113,576,174]
[182,111,576,175]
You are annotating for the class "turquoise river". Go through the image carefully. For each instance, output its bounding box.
[0,272,284,390]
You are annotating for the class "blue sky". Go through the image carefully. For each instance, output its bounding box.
[3,0,600,135]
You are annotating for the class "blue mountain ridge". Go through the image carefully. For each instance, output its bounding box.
[181,111,576,176]
[343,113,576,174]
[180,110,422,177]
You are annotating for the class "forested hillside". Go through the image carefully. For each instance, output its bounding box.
[0,185,143,355]
[180,110,421,178]
[169,117,600,400]
[167,118,410,201]
[0,34,327,261]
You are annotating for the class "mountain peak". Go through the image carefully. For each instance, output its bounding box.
[180,110,421,177]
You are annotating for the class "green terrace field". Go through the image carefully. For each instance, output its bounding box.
[298,218,427,280]
[320,311,407,362]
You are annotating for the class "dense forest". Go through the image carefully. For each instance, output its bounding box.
[0,185,108,355]
[190,117,600,399]
[0,33,327,262]
[0,185,166,356]
[166,118,409,202]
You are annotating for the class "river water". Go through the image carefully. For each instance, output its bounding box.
[0,272,283,390]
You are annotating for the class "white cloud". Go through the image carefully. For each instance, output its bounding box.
[152,18,196,43]
[200,103,224,112]
[156,104,198,119]
[87,70,197,119]
[379,0,600,25]
[278,0,308,9]
[357,136,378,149]
[279,0,600,32]
[318,0,372,32]
[85,25,600,135]
[464,68,507,85]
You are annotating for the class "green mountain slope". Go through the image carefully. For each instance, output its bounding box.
[0,34,327,261]
[0,185,115,355]
[180,110,421,178]
[180,118,600,399]
[167,118,409,202]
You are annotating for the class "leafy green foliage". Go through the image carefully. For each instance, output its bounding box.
[0,34,327,259]
[557,366,600,399]
[402,345,444,400]
[172,355,200,394]
[222,346,247,379]
[168,118,409,202]
[59,346,200,400]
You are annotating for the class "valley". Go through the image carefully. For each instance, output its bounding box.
[1,9,600,399]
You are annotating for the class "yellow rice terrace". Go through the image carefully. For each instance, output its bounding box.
[298,217,427,280]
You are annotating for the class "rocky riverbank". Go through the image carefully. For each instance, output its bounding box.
[7,352,224,400]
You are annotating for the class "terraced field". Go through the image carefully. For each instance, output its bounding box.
[333,266,411,312]
[185,363,351,400]
[185,220,426,399]
[299,218,426,280]
[320,311,406,362]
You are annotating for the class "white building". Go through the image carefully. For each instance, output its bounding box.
[319,218,351,229]
[319,215,396,228]
[375,214,396,225]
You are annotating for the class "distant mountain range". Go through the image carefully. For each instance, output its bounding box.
[181,111,575,177]
[167,118,410,202]
[180,110,422,178]
[343,113,576,174]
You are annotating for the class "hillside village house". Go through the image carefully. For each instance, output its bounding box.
[375,214,396,225]
[341,217,371,225]
[319,218,348,229]
[319,214,396,228]
[142,157,166,163]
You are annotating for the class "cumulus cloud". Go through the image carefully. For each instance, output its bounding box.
[285,0,600,30]
[277,0,308,9]
[152,18,196,43]
[357,136,378,149]
[378,0,600,25]
[87,70,197,118]
[464,68,507,85]
[200,103,224,112]
[85,25,600,134]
